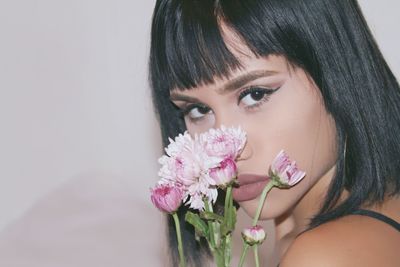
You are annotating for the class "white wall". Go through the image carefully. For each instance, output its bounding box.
[359,1,400,75]
[0,0,160,230]
[0,0,398,266]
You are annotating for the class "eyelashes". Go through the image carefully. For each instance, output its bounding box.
[178,85,280,122]
[238,86,279,109]
[181,103,211,119]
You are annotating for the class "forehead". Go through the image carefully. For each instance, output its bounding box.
[170,54,291,93]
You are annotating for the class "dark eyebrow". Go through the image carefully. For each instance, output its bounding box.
[169,69,278,102]
[218,70,278,94]
[169,93,200,103]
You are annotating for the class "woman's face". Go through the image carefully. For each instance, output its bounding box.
[170,53,338,220]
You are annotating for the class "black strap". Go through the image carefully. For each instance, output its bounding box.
[350,209,400,232]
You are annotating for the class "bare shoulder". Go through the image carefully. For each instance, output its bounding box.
[280,214,400,267]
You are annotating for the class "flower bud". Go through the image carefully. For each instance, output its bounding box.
[209,157,237,188]
[270,150,306,188]
[241,225,266,246]
[150,184,184,213]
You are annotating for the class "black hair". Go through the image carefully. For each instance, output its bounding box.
[149,0,400,265]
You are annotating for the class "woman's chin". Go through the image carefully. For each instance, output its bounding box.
[238,199,288,221]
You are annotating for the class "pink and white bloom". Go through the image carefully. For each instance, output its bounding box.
[157,131,221,211]
[164,132,193,157]
[150,184,184,213]
[270,150,306,188]
[158,132,221,185]
[200,125,247,160]
[183,171,218,211]
[156,127,247,211]
[209,157,237,188]
[241,225,266,246]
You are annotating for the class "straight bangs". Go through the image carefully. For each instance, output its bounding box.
[149,0,303,92]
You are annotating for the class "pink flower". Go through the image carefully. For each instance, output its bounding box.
[241,225,266,245]
[164,132,193,158]
[157,131,221,211]
[150,184,184,213]
[200,125,246,160]
[158,154,201,186]
[270,150,306,188]
[209,157,237,188]
[158,132,201,185]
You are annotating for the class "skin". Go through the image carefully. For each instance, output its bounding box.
[171,52,338,219]
[281,197,400,267]
[169,32,400,265]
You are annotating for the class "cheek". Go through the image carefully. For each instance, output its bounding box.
[184,113,216,135]
[243,76,337,177]
[236,77,337,218]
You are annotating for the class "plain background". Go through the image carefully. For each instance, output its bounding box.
[0,0,399,266]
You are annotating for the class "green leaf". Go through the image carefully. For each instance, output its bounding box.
[185,211,209,238]
[222,207,237,236]
[220,223,229,237]
[200,211,224,223]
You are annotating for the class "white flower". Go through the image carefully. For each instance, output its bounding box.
[157,131,221,211]
[200,125,247,160]
[164,132,193,157]
[157,127,247,211]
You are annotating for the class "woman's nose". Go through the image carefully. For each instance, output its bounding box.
[213,111,238,129]
[237,140,253,161]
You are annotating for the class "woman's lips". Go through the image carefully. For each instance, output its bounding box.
[232,174,271,202]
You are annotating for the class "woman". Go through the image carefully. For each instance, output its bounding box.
[149,0,400,266]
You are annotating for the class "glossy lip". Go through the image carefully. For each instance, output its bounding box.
[232,173,271,202]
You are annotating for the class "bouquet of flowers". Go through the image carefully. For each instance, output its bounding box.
[150,126,305,267]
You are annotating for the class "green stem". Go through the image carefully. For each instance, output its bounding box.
[238,180,275,266]
[205,200,225,265]
[224,186,232,218]
[204,201,216,249]
[172,213,186,267]
[238,244,249,267]
[222,185,233,267]
[252,180,275,226]
[215,250,225,267]
[224,234,232,267]
[254,245,260,267]
[228,188,233,215]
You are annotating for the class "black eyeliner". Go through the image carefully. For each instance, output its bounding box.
[237,86,280,104]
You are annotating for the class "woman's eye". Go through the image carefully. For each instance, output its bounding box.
[238,87,277,108]
[183,104,212,121]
